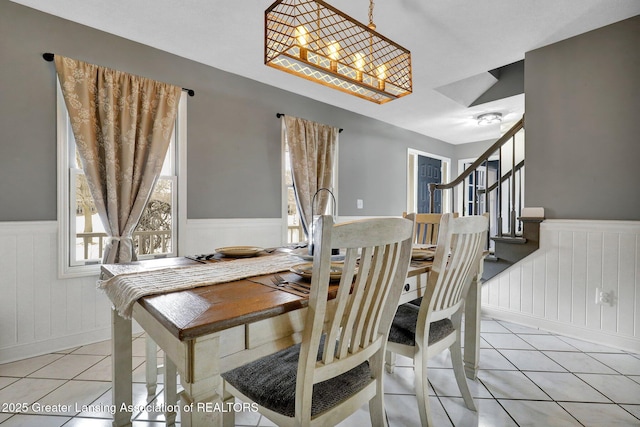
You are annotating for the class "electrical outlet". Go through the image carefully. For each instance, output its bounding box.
[357,199,363,209]
[595,288,615,306]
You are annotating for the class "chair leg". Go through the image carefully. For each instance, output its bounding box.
[369,351,389,427]
[450,331,476,411]
[384,350,396,374]
[414,348,434,427]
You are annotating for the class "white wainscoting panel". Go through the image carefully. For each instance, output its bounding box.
[0,218,288,363]
[482,219,640,352]
[0,221,111,364]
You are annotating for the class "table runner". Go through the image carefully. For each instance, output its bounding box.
[99,253,302,319]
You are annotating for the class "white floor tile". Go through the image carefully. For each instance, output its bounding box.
[620,404,640,419]
[588,353,640,375]
[518,334,580,351]
[559,402,640,426]
[0,378,65,407]
[427,350,451,369]
[74,388,120,419]
[427,367,492,399]
[496,320,549,334]
[441,396,517,427]
[499,399,582,426]
[230,399,261,426]
[383,365,426,395]
[0,414,70,426]
[27,354,105,380]
[0,354,64,378]
[336,402,375,427]
[479,320,511,333]
[63,418,113,427]
[71,340,112,356]
[257,413,278,426]
[557,336,625,353]
[543,351,618,374]
[76,356,146,382]
[477,370,550,400]
[481,333,535,350]
[386,394,452,427]
[0,376,20,390]
[477,348,518,371]
[498,349,566,372]
[27,379,111,416]
[523,372,609,403]
[576,374,640,405]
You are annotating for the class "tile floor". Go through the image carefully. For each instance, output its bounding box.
[1,318,639,426]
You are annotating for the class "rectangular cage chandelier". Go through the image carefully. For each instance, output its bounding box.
[265,0,412,104]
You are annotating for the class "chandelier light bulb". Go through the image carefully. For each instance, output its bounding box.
[296,25,308,60]
[328,41,340,72]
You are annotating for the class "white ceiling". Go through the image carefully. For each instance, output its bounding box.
[12,0,640,144]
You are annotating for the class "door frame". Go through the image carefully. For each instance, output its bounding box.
[407,149,451,214]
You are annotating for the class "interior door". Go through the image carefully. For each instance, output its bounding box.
[417,155,442,213]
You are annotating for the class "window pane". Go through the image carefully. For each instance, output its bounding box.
[134,178,174,256]
[73,173,103,263]
[72,173,175,264]
[287,187,303,243]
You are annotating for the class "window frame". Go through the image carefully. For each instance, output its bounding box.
[56,83,187,278]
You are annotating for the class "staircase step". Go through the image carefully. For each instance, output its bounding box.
[492,236,527,244]
[482,257,512,281]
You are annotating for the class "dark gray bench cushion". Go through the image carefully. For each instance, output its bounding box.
[222,339,372,418]
[388,303,454,347]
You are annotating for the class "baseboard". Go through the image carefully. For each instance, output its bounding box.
[0,327,117,364]
[482,307,640,353]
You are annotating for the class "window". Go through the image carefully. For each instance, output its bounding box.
[57,83,187,278]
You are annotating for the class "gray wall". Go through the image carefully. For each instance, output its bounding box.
[0,1,453,221]
[525,16,640,220]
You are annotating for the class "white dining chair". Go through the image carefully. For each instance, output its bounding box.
[386,214,488,426]
[222,214,415,426]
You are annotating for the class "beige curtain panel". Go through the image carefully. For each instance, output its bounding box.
[55,55,181,264]
[284,116,338,238]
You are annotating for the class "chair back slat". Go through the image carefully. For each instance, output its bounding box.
[403,212,459,246]
[361,243,399,346]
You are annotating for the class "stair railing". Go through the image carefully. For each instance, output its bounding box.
[429,117,525,247]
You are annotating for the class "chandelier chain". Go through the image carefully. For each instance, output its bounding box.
[369,0,375,26]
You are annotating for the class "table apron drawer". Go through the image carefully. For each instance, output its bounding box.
[246,308,307,349]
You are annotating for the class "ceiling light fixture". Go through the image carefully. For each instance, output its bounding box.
[265,0,412,104]
[477,112,503,126]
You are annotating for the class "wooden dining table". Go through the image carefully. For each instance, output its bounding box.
[101,250,482,427]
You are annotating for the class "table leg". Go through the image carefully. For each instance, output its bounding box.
[222,388,236,427]
[145,336,158,397]
[111,309,133,427]
[179,335,224,427]
[165,354,177,426]
[464,275,481,380]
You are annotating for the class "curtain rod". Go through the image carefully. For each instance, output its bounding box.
[277,113,343,133]
[42,53,195,97]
